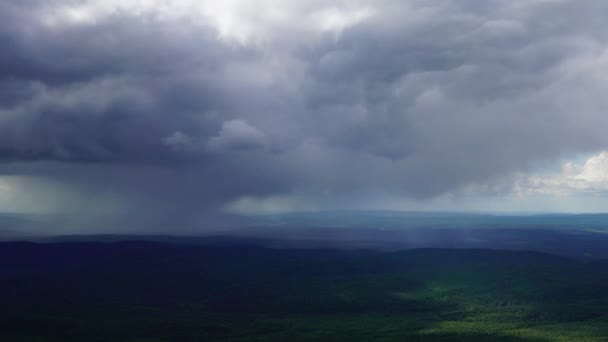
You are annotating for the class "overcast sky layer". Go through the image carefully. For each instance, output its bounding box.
[2,0,608,233]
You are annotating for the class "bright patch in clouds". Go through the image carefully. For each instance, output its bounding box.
[519,151,608,196]
[39,1,376,43]
[312,6,375,35]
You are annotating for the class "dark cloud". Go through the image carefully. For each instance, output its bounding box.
[1,0,608,232]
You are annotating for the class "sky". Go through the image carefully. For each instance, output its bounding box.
[2,0,608,233]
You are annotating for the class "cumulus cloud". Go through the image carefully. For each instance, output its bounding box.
[2,0,608,231]
[517,151,608,196]
[207,120,268,152]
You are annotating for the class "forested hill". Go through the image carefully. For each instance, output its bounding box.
[1,241,608,341]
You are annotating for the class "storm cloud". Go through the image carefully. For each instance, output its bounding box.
[2,0,608,232]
